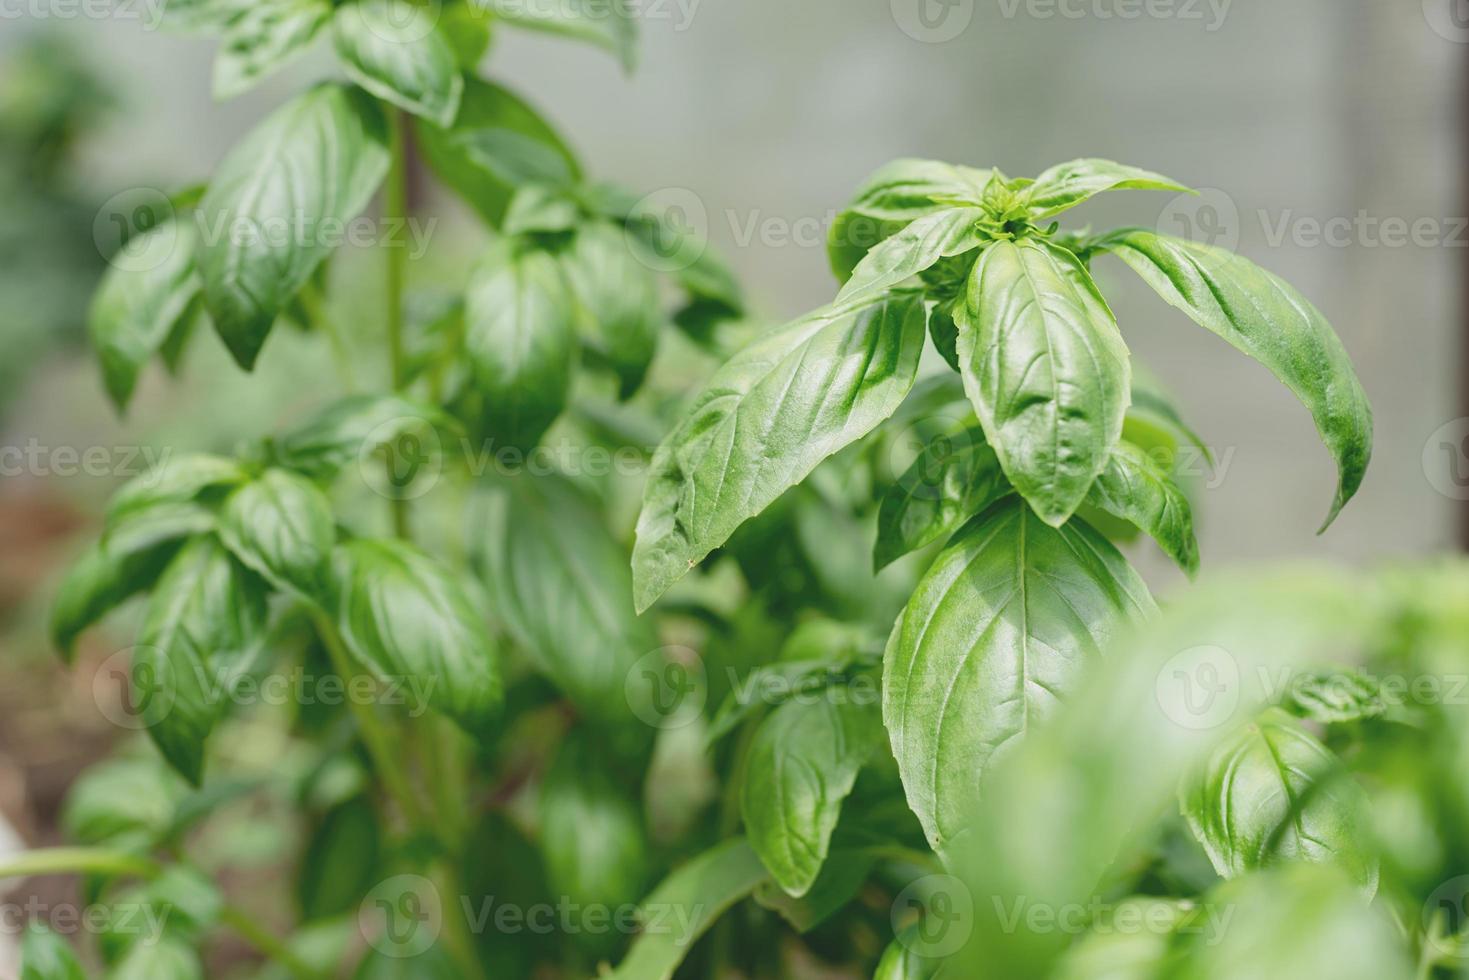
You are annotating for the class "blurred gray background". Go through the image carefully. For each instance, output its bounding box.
[2,0,1463,575]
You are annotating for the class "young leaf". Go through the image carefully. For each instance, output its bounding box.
[61,756,185,846]
[1280,669,1387,725]
[560,221,661,398]
[883,498,1155,851]
[213,0,332,99]
[88,219,200,411]
[333,0,464,127]
[467,474,654,725]
[835,207,986,308]
[607,839,769,980]
[461,239,576,451]
[741,693,881,897]
[50,504,211,661]
[20,922,85,980]
[417,77,582,226]
[107,935,204,980]
[1097,230,1373,530]
[540,731,649,952]
[843,159,992,220]
[1181,708,1379,893]
[329,538,502,731]
[483,0,638,73]
[1022,158,1191,218]
[874,425,1008,571]
[217,468,336,598]
[275,393,460,480]
[106,453,246,531]
[135,536,271,784]
[632,291,926,612]
[955,238,1131,527]
[199,84,390,369]
[1085,440,1200,576]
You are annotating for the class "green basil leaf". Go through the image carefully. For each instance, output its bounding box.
[468,474,654,725]
[1097,230,1372,530]
[462,239,576,452]
[1181,708,1379,893]
[51,503,215,661]
[106,935,203,980]
[276,393,460,480]
[102,867,222,960]
[835,208,986,308]
[442,1,495,69]
[213,0,332,99]
[1167,865,1412,980]
[883,498,1155,851]
[199,84,390,369]
[632,291,926,612]
[20,922,85,980]
[333,0,463,127]
[483,0,638,73]
[502,185,580,236]
[874,425,1007,571]
[297,796,382,921]
[135,536,270,784]
[955,238,1130,527]
[61,756,186,846]
[607,839,769,980]
[1279,668,1387,725]
[843,159,993,220]
[1085,440,1199,576]
[417,77,581,226]
[753,852,875,933]
[153,0,244,34]
[742,694,881,897]
[453,127,576,190]
[88,219,200,411]
[330,537,502,732]
[875,926,946,980]
[1128,366,1211,464]
[217,468,336,598]
[827,210,908,285]
[106,453,246,531]
[1022,158,1191,219]
[561,221,661,398]
[540,731,649,951]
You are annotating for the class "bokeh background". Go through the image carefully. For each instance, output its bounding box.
[0,0,1463,972]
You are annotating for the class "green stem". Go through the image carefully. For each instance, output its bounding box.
[312,609,428,831]
[219,905,326,980]
[0,847,160,882]
[385,108,411,539]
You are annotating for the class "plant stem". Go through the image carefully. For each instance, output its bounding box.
[385,108,411,539]
[0,847,159,882]
[219,905,326,980]
[311,609,428,831]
